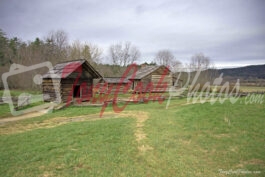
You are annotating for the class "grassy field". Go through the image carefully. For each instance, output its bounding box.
[0,89,41,97]
[0,94,264,176]
[239,86,265,92]
[0,89,43,118]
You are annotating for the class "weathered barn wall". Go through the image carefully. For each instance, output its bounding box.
[60,78,93,103]
[131,66,172,93]
[42,78,61,102]
[42,59,102,103]
[97,78,131,94]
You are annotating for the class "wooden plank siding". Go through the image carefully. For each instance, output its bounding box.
[42,78,61,102]
[130,66,172,93]
[96,77,131,94]
[97,83,130,94]
[42,59,102,103]
[60,79,93,102]
[151,75,172,92]
[43,78,94,103]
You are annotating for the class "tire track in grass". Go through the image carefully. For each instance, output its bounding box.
[0,110,154,153]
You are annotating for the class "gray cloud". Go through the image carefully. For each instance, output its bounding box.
[0,0,264,67]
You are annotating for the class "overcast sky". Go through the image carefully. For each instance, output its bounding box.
[0,0,265,68]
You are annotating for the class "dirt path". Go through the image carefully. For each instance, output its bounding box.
[0,112,121,134]
[118,111,153,152]
[0,99,207,124]
[0,111,48,124]
[132,112,153,152]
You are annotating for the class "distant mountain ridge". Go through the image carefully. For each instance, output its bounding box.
[218,64,265,79]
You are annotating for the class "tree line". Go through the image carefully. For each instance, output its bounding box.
[0,29,215,90]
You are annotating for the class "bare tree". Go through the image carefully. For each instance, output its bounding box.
[189,53,211,71]
[46,30,68,51]
[88,43,103,64]
[109,41,140,67]
[44,30,69,63]
[68,40,82,59]
[154,50,182,73]
[171,60,183,73]
[189,53,217,84]
[154,50,175,66]
[69,40,103,64]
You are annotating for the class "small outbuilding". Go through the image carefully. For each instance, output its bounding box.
[172,75,184,88]
[97,77,131,94]
[42,59,102,103]
[128,65,172,93]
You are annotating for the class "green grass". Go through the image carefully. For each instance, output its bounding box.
[0,89,41,97]
[0,101,46,119]
[144,99,265,176]
[0,90,168,119]
[0,89,42,118]
[0,92,264,176]
[0,118,141,177]
[0,104,11,118]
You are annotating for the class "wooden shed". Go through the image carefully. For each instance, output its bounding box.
[172,75,184,88]
[42,59,102,103]
[128,65,172,93]
[97,77,131,94]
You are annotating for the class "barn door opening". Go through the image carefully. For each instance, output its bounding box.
[80,84,92,101]
[73,85,81,98]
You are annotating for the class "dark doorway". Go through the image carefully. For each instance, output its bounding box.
[73,85,81,98]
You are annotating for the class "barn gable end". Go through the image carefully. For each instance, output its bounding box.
[128,65,172,93]
[42,59,102,103]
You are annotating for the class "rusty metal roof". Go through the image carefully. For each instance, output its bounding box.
[42,59,102,79]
